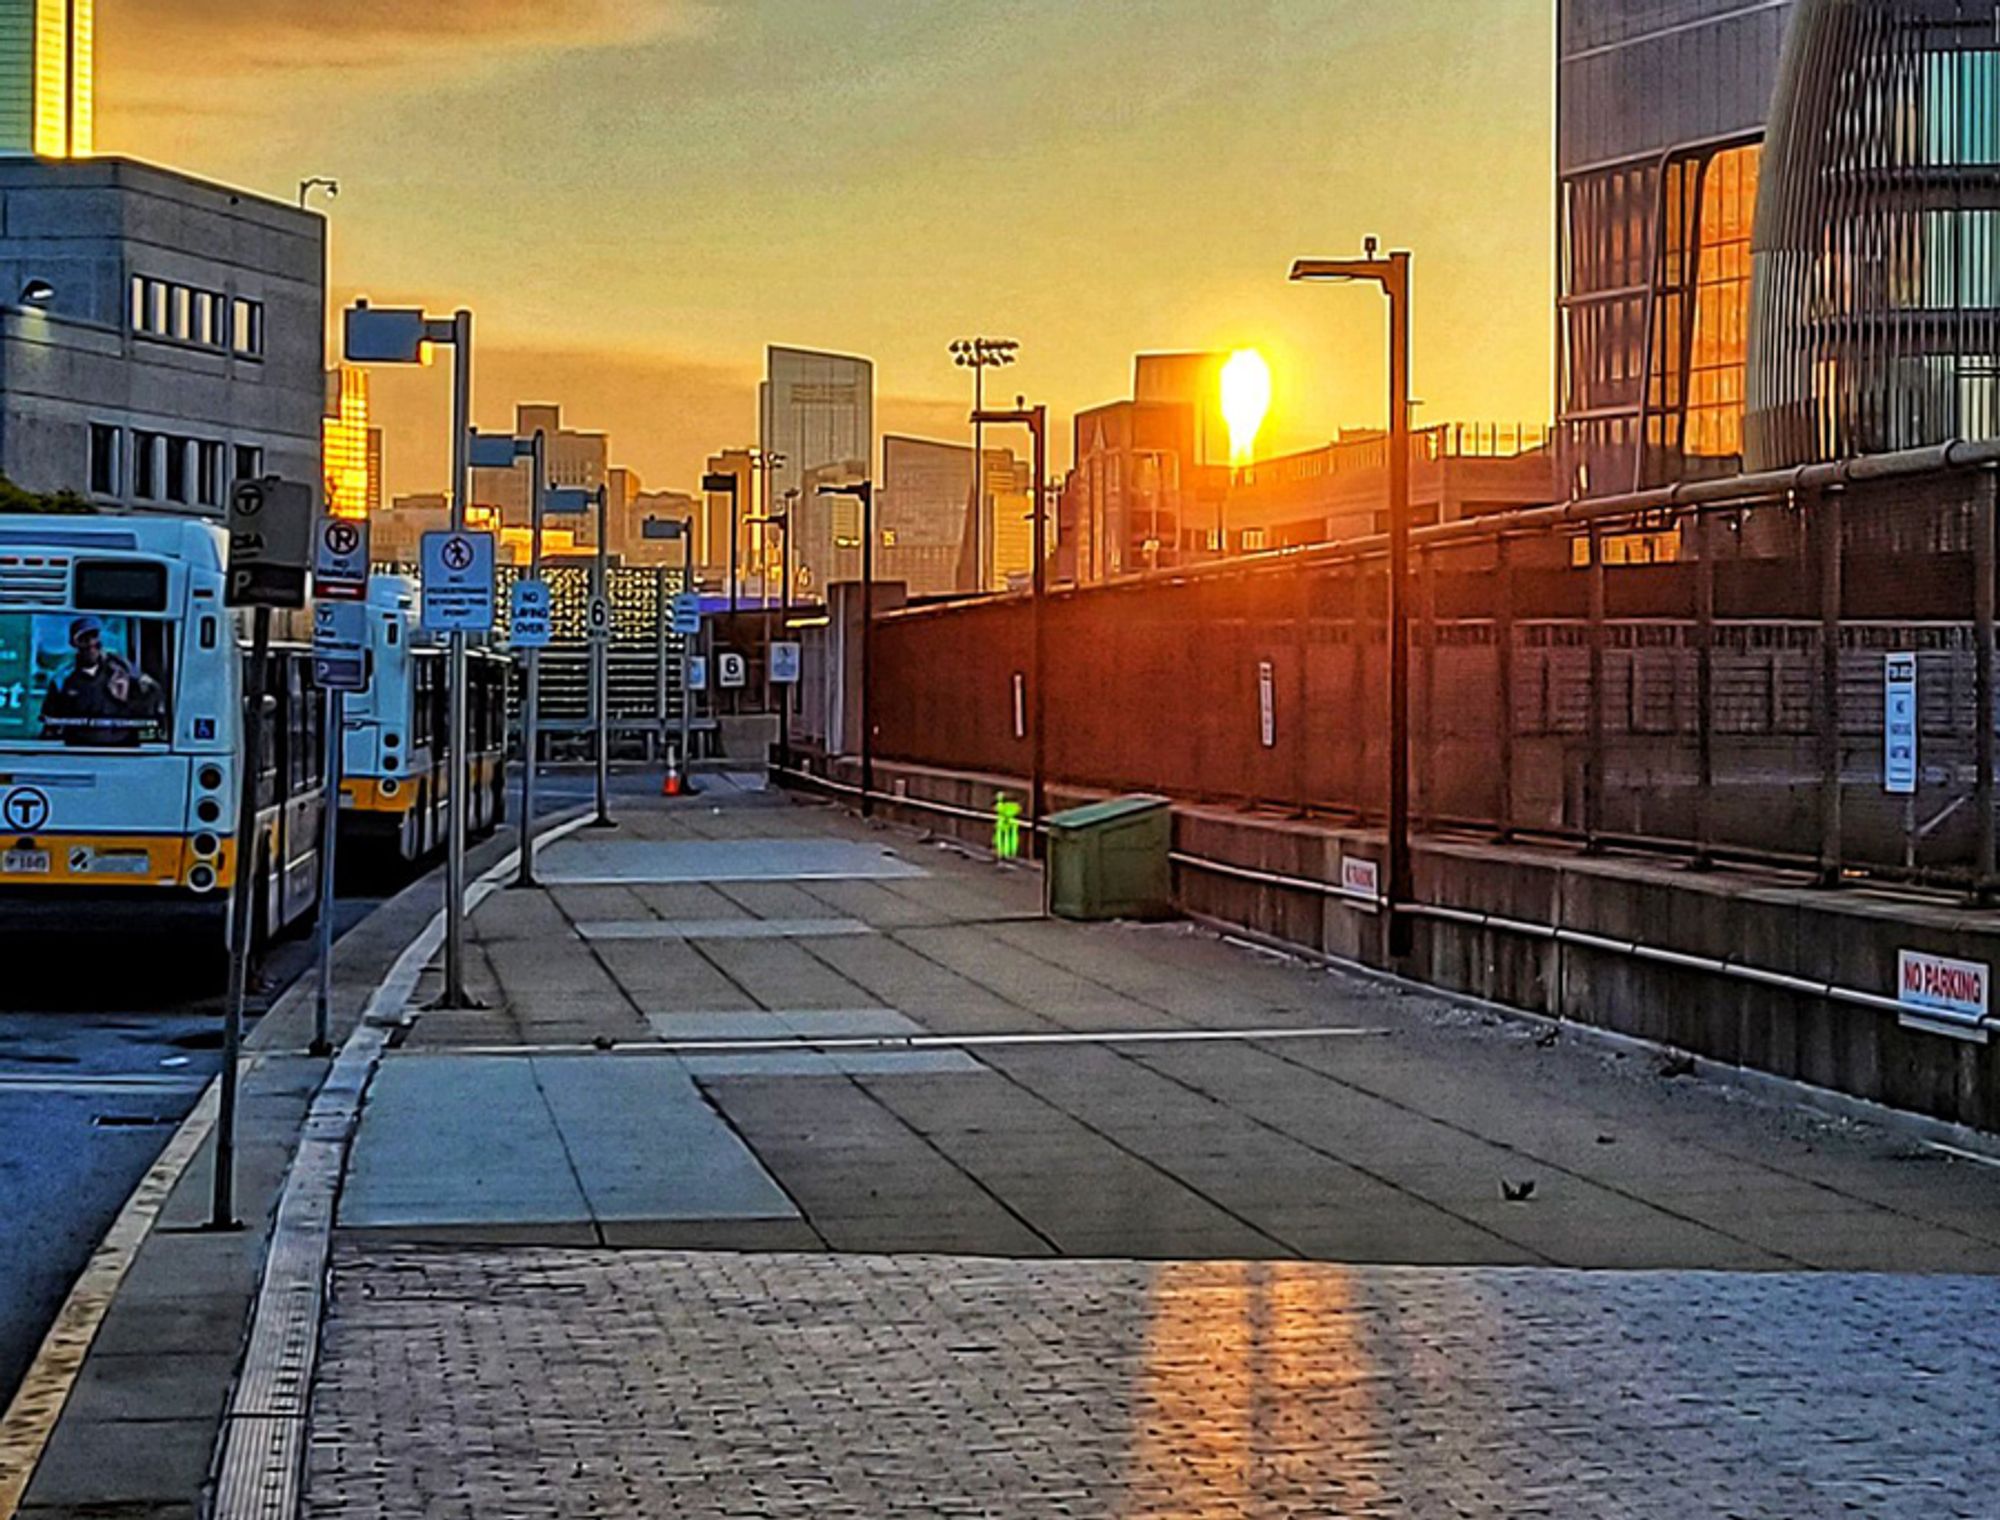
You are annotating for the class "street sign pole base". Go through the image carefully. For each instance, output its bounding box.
[424,992,491,1013]
[200,1218,244,1235]
[588,816,618,831]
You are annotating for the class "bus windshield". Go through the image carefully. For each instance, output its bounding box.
[0,612,174,748]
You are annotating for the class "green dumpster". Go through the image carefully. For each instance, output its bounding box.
[1045,795,1174,922]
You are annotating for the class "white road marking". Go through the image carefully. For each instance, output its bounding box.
[416,1025,1392,1059]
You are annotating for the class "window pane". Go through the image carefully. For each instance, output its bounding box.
[88,425,119,496]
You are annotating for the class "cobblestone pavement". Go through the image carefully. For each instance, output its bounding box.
[304,1243,2000,1519]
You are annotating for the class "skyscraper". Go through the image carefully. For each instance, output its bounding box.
[0,0,91,158]
[1557,0,1794,496]
[760,346,873,595]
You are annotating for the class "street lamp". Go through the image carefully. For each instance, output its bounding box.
[1290,239,1414,958]
[470,428,549,886]
[970,399,1049,861]
[749,449,787,610]
[344,298,479,1006]
[550,483,615,830]
[703,469,743,614]
[17,279,54,306]
[747,504,793,757]
[298,177,340,209]
[951,337,1018,591]
[816,481,874,813]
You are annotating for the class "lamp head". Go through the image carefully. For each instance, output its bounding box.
[18,279,54,306]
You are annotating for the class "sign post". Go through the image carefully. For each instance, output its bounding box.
[309,600,369,1057]
[214,477,312,1232]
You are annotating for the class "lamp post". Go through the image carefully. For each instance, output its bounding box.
[970,400,1049,854]
[1290,240,1414,958]
[704,470,742,614]
[817,481,874,812]
[549,483,616,829]
[344,299,478,1006]
[951,337,1018,592]
[749,449,787,611]
[747,503,793,751]
[471,428,548,887]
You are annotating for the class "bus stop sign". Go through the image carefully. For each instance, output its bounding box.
[228,477,313,608]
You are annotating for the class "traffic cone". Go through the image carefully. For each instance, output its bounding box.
[662,746,683,798]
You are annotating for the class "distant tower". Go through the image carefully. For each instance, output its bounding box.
[0,0,92,158]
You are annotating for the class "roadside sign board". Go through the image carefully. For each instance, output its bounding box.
[1258,660,1276,748]
[771,641,802,685]
[420,531,496,633]
[313,516,370,601]
[671,593,702,637]
[687,656,708,692]
[1340,855,1381,908]
[1885,653,1918,795]
[718,650,748,689]
[1897,948,1989,1038]
[510,580,551,648]
[228,477,313,608]
[587,594,612,644]
[312,601,369,691]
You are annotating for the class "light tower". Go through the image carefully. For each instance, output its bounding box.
[1,0,93,158]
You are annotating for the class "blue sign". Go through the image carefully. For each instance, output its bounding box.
[671,593,702,637]
[771,641,802,685]
[510,579,552,649]
[1885,652,1917,796]
[686,656,708,692]
[420,531,496,634]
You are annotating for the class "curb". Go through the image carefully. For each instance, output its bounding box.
[0,813,579,1520]
[209,810,593,1520]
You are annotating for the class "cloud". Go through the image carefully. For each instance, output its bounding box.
[102,1,704,84]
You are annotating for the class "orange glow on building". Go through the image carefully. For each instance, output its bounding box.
[323,367,375,520]
[27,0,89,158]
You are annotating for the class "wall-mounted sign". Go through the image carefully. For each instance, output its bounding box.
[1340,855,1380,908]
[1897,948,1989,1040]
[1258,660,1276,749]
[1885,652,1917,796]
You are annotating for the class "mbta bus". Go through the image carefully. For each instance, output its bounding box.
[0,514,326,950]
[337,575,509,865]
[0,519,510,954]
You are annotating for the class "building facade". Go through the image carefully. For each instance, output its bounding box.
[760,346,873,596]
[0,0,90,159]
[1558,0,1796,497]
[323,365,375,520]
[0,157,324,513]
[880,434,973,598]
[1748,0,2000,468]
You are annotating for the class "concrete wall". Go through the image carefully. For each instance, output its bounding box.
[790,752,2000,1136]
[0,157,324,507]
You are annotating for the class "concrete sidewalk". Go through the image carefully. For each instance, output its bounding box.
[286,780,2000,1517]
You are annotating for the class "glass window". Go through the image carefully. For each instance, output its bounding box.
[0,613,174,748]
[128,275,145,331]
[194,290,216,347]
[197,441,224,507]
[231,298,264,357]
[132,432,160,499]
[148,280,168,336]
[171,286,191,341]
[88,425,120,496]
[164,437,189,504]
[233,444,263,485]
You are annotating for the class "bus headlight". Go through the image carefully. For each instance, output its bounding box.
[196,799,221,825]
[188,864,216,892]
[193,833,220,858]
[198,765,225,792]
[381,778,400,797]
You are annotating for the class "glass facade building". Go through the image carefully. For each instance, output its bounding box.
[1558,0,1795,496]
[0,0,90,157]
[760,346,874,596]
[1748,0,2000,468]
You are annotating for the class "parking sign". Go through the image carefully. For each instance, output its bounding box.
[312,601,369,691]
[420,531,496,633]
[313,517,370,601]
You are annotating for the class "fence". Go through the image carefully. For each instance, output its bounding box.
[381,562,696,758]
[868,456,2000,888]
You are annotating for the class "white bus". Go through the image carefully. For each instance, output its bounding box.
[0,514,327,948]
[338,575,508,866]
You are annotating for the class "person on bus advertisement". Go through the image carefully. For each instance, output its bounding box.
[39,616,165,746]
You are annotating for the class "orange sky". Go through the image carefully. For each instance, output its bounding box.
[96,0,1556,498]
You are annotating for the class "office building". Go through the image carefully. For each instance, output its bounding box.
[0,0,91,159]
[323,366,375,520]
[880,434,978,597]
[1749,0,2000,467]
[0,156,324,513]
[1557,0,1795,496]
[760,346,873,595]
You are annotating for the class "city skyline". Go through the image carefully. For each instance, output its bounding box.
[86,0,1555,501]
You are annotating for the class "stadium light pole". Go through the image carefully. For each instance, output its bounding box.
[817,481,875,812]
[1290,240,1414,959]
[951,337,1018,592]
[344,299,479,1007]
[970,399,1049,855]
